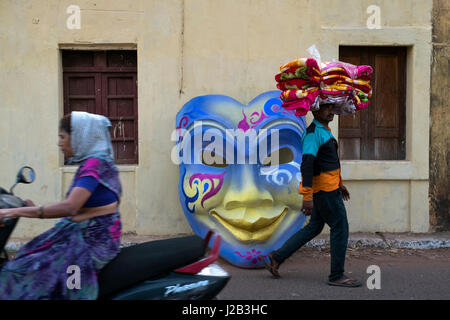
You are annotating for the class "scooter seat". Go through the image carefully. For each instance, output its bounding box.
[98,235,206,298]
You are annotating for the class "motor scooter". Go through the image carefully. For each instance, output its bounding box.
[0,166,230,300]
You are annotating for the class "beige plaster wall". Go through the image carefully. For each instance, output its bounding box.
[0,0,432,238]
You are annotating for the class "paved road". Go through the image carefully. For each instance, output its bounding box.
[216,247,450,300]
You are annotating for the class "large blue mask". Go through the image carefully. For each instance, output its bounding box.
[175,91,307,268]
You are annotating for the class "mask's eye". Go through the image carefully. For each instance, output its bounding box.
[262,147,294,166]
[201,150,228,167]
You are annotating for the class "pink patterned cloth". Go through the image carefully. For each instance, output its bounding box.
[275,58,373,115]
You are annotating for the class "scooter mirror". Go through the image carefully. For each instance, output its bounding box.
[16,166,35,184]
[8,166,35,195]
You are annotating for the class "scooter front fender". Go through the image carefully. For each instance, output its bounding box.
[106,269,230,300]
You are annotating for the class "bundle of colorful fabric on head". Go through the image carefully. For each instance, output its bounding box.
[275,58,373,116]
[319,61,373,114]
[275,58,322,116]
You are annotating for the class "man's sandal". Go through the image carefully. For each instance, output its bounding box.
[327,275,362,287]
[260,253,281,278]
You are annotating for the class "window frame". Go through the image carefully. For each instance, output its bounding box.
[338,46,407,161]
[61,49,138,165]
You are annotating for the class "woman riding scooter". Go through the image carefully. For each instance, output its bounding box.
[0,111,122,299]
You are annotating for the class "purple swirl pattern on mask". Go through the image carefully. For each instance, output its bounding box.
[271,104,281,112]
[249,110,269,125]
[237,110,250,132]
[176,116,189,142]
[238,109,269,132]
[189,172,226,208]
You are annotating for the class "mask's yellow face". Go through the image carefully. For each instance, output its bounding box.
[176,91,307,267]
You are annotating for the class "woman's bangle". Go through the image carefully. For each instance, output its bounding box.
[38,206,44,219]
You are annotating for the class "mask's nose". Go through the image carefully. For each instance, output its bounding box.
[223,165,273,210]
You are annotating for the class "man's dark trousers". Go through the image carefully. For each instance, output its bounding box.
[272,188,349,281]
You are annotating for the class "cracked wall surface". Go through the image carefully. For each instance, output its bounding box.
[430,0,450,231]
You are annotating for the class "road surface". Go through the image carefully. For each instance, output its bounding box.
[216,247,450,300]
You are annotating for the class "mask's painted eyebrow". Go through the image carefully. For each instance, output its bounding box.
[179,118,305,142]
[180,120,234,146]
[183,119,229,135]
[258,119,305,137]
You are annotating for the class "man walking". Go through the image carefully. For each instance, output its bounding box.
[262,103,361,287]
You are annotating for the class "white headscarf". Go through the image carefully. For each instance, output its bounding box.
[67,111,114,164]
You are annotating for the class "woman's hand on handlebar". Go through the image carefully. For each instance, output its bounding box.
[1,188,92,222]
[0,200,34,226]
[0,208,18,226]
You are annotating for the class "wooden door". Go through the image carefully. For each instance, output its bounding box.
[63,73,101,114]
[101,73,138,164]
[338,46,406,160]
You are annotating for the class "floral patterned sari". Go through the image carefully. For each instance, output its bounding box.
[0,157,122,300]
